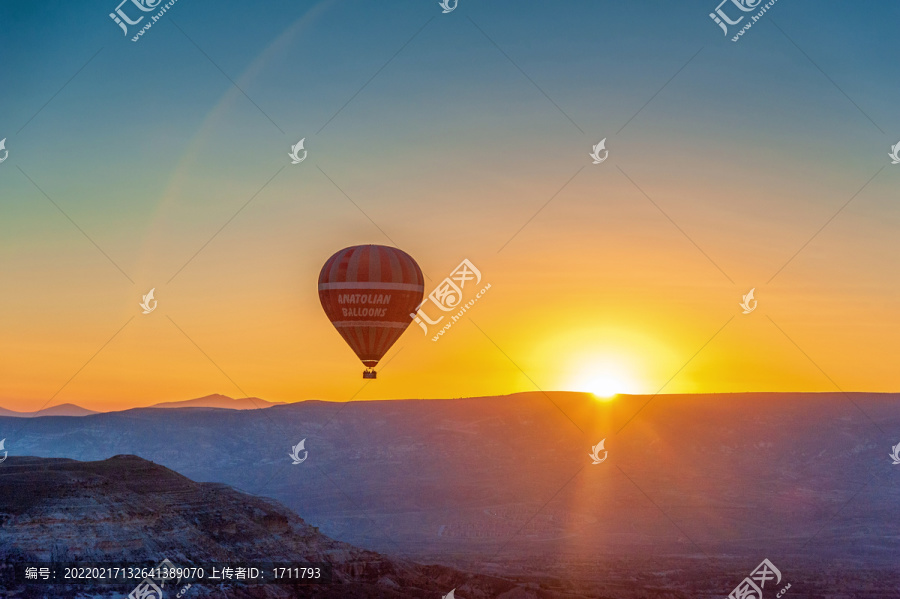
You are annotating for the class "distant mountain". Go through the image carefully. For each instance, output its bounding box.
[4,392,900,596]
[0,395,286,416]
[149,393,285,410]
[0,402,97,417]
[0,455,551,598]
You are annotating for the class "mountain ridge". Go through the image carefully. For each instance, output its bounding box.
[0,455,559,598]
[0,402,98,418]
[3,390,899,417]
[3,392,899,596]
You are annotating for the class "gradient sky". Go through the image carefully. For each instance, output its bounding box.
[1,0,898,411]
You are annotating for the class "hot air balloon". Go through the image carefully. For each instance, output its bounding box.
[318,245,424,379]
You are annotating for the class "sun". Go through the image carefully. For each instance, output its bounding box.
[569,361,642,400]
[585,374,630,399]
[540,329,657,401]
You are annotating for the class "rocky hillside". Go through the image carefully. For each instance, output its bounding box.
[0,456,574,598]
[4,392,900,597]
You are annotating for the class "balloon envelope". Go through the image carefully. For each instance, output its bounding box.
[318,245,424,370]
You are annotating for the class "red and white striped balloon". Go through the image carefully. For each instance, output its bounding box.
[318,245,424,376]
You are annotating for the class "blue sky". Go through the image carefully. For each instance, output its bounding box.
[1,0,899,407]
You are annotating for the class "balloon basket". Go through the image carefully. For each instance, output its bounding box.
[363,369,377,380]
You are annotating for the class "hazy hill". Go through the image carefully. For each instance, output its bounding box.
[148,393,285,410]
[0,402,97,417]
[3,392,899,597]
[0,395,283,416]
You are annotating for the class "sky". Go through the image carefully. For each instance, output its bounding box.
[0,0,898,411]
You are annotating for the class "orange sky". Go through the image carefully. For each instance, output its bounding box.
[2,1,898,412]
[2,161,897,412]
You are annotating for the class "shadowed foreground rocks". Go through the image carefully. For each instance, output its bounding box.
[0,456,587,598]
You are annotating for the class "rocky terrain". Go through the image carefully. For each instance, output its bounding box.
[2,392,899,597]
[0,455,572,598]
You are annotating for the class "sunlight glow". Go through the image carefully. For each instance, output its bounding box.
[568,357,643,399]
[585,374,630,399]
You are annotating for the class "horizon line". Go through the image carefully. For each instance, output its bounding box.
[2,389,900,416]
